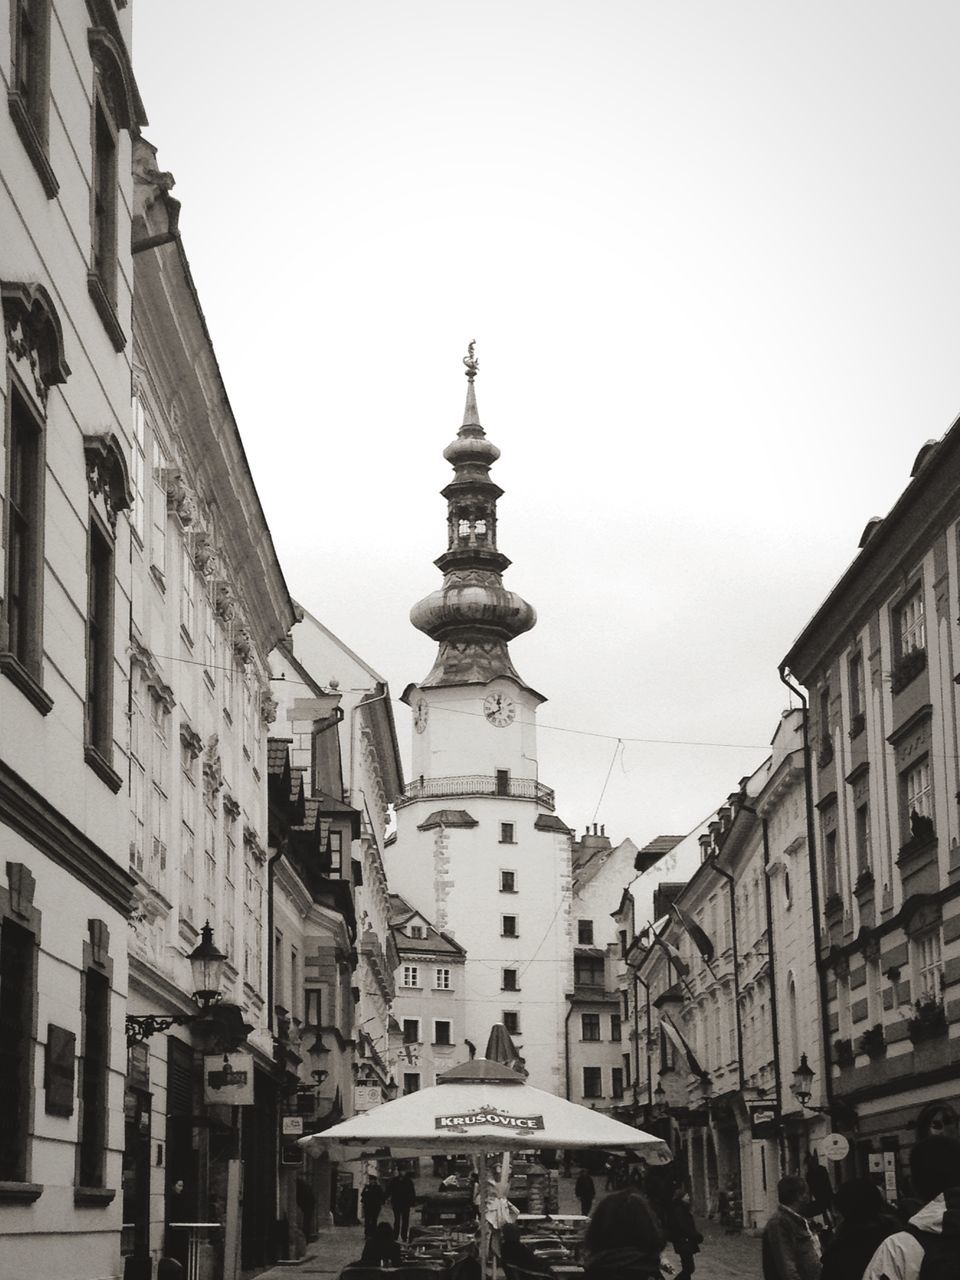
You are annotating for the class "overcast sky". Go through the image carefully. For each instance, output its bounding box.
[133,2,960,849]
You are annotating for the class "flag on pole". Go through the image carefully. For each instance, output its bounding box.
[652,930,690,979]
[659,1013,707,1079]
[672,903,715,965]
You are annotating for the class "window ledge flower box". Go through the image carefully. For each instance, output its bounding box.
[858,1023,885,1060]
[824,892,844,922]
[907,998,947,1045]
[834,1037,855,1068]
[854,868,875,896]
[891,646,927,695]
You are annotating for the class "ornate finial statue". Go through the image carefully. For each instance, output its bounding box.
[463,339,478,382]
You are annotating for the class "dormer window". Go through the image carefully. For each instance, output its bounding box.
[409,925,425,939]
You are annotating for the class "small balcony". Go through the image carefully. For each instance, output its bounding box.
[396,774,556,811]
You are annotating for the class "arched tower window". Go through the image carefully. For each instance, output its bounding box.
[458,518,471,537]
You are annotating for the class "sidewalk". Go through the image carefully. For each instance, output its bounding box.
[248,1176,762,1280]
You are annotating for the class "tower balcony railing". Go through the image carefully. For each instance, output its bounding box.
[396,774,555,812]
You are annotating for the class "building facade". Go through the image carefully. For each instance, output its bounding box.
[387,353,573,1093]
[782,423,960,1198]
[1,3,144,1276]
[566,829,638,1112]
[123,136,297,1277]
[272,607,404,1116]
[389,895,467,1094]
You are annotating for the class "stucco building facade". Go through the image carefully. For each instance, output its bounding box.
[0,4,143,1276]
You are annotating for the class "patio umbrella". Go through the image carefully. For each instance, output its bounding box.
[299,1056,670,1275]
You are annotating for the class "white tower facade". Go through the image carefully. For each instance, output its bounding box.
[386,347,572,1094]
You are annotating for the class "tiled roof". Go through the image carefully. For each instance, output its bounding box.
[635,834,685,874]
[267,738,291,779]
[535,813,572,833]
[417,809,478,831]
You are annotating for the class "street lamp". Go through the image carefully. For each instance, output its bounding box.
[652,1080,668,1120]
[789,1053,831,1115]
[126,921,228,1043]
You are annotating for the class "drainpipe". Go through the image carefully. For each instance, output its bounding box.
[267,843,283,1034]
[761,815,787,1172]
[779,665,834,1113]
[564,1003,575,1100]
[709,858,746,1092]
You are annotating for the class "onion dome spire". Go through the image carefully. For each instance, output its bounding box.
[410,343,536,689]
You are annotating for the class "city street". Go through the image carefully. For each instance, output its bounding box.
[248,1175,762,1280]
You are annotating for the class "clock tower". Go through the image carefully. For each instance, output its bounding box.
[390,346,572,1093]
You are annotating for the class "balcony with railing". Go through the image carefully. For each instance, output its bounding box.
[395,773,555,812]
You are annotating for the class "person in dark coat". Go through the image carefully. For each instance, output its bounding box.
[820,1178,899,1280]
[762,1175,821,1280]
[666,1186,703,1280]
[360,1220,402,1267]
[499,1223,556,1280]
[583,1189,666,1280]
[361,1176,386,1237]
[389,1170,417,1242]
[575,1169,596,1216]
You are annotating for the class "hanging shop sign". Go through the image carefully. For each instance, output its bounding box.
[355,1084,382,1112]
[749,1103,781,1139]
[821,1133,850,1162]
[203,1052,254,1105]
[282,1115,304,1136]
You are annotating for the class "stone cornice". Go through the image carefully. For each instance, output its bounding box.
[0,759,134,916]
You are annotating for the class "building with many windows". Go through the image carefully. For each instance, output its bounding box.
[782,422,960,1195]
[1,3,143,1275]
[565,828,637,1112]
[389,895,467,1094]
[387,353,573,1093]
[122,138,296,1275]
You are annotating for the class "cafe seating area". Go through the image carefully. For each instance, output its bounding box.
[338,1212,588,1280]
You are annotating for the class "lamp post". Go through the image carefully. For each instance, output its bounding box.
[126,921,227,1044]
[789,1053,831,1116]
[652,1080,668,1120]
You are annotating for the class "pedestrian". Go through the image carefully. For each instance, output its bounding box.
[718,1179,740,1234]
[575,1168,596,1216]
[499,1222,556,1280]
[361,1174,386,1237]
[582,1188,666,1280]
[863,1135,960,1280]
[389,1168,417,1242]
[605,1156,617,1191]
[819,1178,899,1280]
[360,1220,403,1267]
[762,1174,822,1280]
[666,1186,703,1280]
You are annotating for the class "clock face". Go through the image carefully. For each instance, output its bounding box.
[483,692,516,727]
[414,699,429,733]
